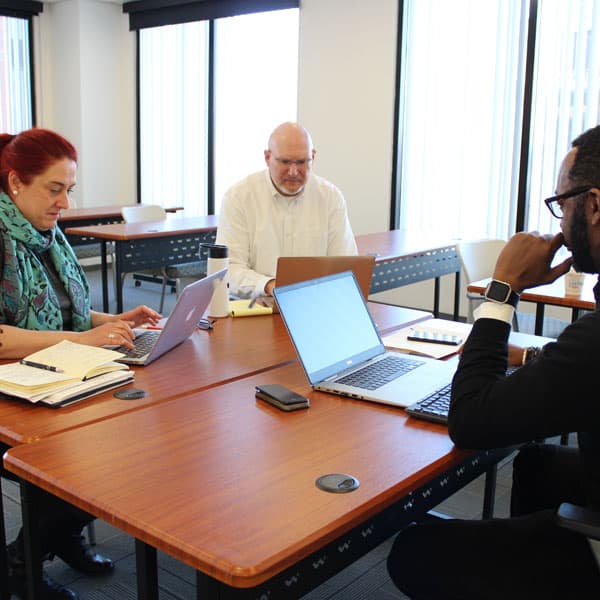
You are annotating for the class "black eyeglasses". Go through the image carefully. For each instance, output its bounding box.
[544,186,593,219]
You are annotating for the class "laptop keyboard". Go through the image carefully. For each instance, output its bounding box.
[116,330,159,359]
[336,355,424,390]
[406,366,519,424]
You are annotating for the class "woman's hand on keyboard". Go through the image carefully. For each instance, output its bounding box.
[78,320,136,350]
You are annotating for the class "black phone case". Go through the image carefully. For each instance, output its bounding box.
[255,384,310,411]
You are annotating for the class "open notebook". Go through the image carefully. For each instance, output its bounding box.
[273,271,457,408]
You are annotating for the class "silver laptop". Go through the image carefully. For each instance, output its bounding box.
[116,268,227,366]
[273,271,457,408]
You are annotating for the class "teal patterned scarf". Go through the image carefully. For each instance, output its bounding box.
[0,192,92,331]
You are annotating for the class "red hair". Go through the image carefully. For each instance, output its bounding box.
[0,128,77,192]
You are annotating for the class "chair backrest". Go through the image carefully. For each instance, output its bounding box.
[121,204,167,223]
[457,239,506,283]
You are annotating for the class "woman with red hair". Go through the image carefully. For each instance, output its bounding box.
[0,128,161,599]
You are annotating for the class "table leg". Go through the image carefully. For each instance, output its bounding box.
[135,539,159,600]
[114,242,124,314]
[0,479,10,600]
[534,303,546,336]
[101,240,109,313]
[433,277,441,317]
[453,270,461,321]
[196,570,221,599]
[19,481,44,600]
[482,465,497,519]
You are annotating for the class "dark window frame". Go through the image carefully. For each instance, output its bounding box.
[133,4,298,211]
[0,2,41,127]
[123,0,298,30]
[391,0,538,234]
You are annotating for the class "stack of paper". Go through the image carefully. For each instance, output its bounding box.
[0,340,133,406]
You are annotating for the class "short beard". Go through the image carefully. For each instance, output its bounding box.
[569,198,596,273]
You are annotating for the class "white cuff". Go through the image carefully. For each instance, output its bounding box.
[474,301,515,324]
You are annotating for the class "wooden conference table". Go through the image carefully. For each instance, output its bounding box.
[0,302,422,447]
[3,318,551,599]
[6,364,513,600]
[0,302,430,600]
[66,217,462,318]
[59,205,183,247]
[468,274,596,335]
[66,216,219,312]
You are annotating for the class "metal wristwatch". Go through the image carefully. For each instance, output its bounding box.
[484,279,520,308]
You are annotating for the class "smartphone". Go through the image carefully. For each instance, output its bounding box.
[406,330,463,346]
[255,384,310,411]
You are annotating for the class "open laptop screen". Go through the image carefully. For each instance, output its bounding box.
[274,271,384,384]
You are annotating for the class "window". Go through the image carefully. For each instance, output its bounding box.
[139,22,209,215]
[213,10,298,214]
[138,8,299,216]
[395,1,527,241]
[525,0,600,234]
[395,0,600,240]
[0,15,33,132]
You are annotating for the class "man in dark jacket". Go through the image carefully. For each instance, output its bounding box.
[387,125,600,599]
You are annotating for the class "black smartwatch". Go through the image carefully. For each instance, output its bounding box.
[484,279,520,308]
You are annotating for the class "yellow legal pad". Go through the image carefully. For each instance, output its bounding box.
[228,299,273,317]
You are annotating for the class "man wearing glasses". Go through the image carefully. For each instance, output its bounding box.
[388,125,600,598]
[216,122,357,298]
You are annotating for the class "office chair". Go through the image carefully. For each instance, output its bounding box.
[121,205,206,312]
[457,238,519,331]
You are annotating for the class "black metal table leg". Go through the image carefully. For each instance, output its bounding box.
[482,465,497,519]
[20,481,44,600]
[135,539,159,600]
[0,478,10,600]
[101,239,109,312]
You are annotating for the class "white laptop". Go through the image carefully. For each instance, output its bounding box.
[116,268,227,366]
[273,271,458,408]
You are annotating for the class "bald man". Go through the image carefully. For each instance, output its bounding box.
[216,122,357,298]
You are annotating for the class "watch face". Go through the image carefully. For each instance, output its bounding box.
[485,280,511,303]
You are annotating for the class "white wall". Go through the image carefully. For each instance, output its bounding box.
[298,0,399,236]
[34,0,136,209]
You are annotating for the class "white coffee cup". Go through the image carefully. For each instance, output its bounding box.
[565,269,585,296]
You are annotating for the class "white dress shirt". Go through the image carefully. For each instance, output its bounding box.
[216,169,358,297]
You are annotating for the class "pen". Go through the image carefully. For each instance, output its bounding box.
[248,297,257,309]
[20,359,64,373]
